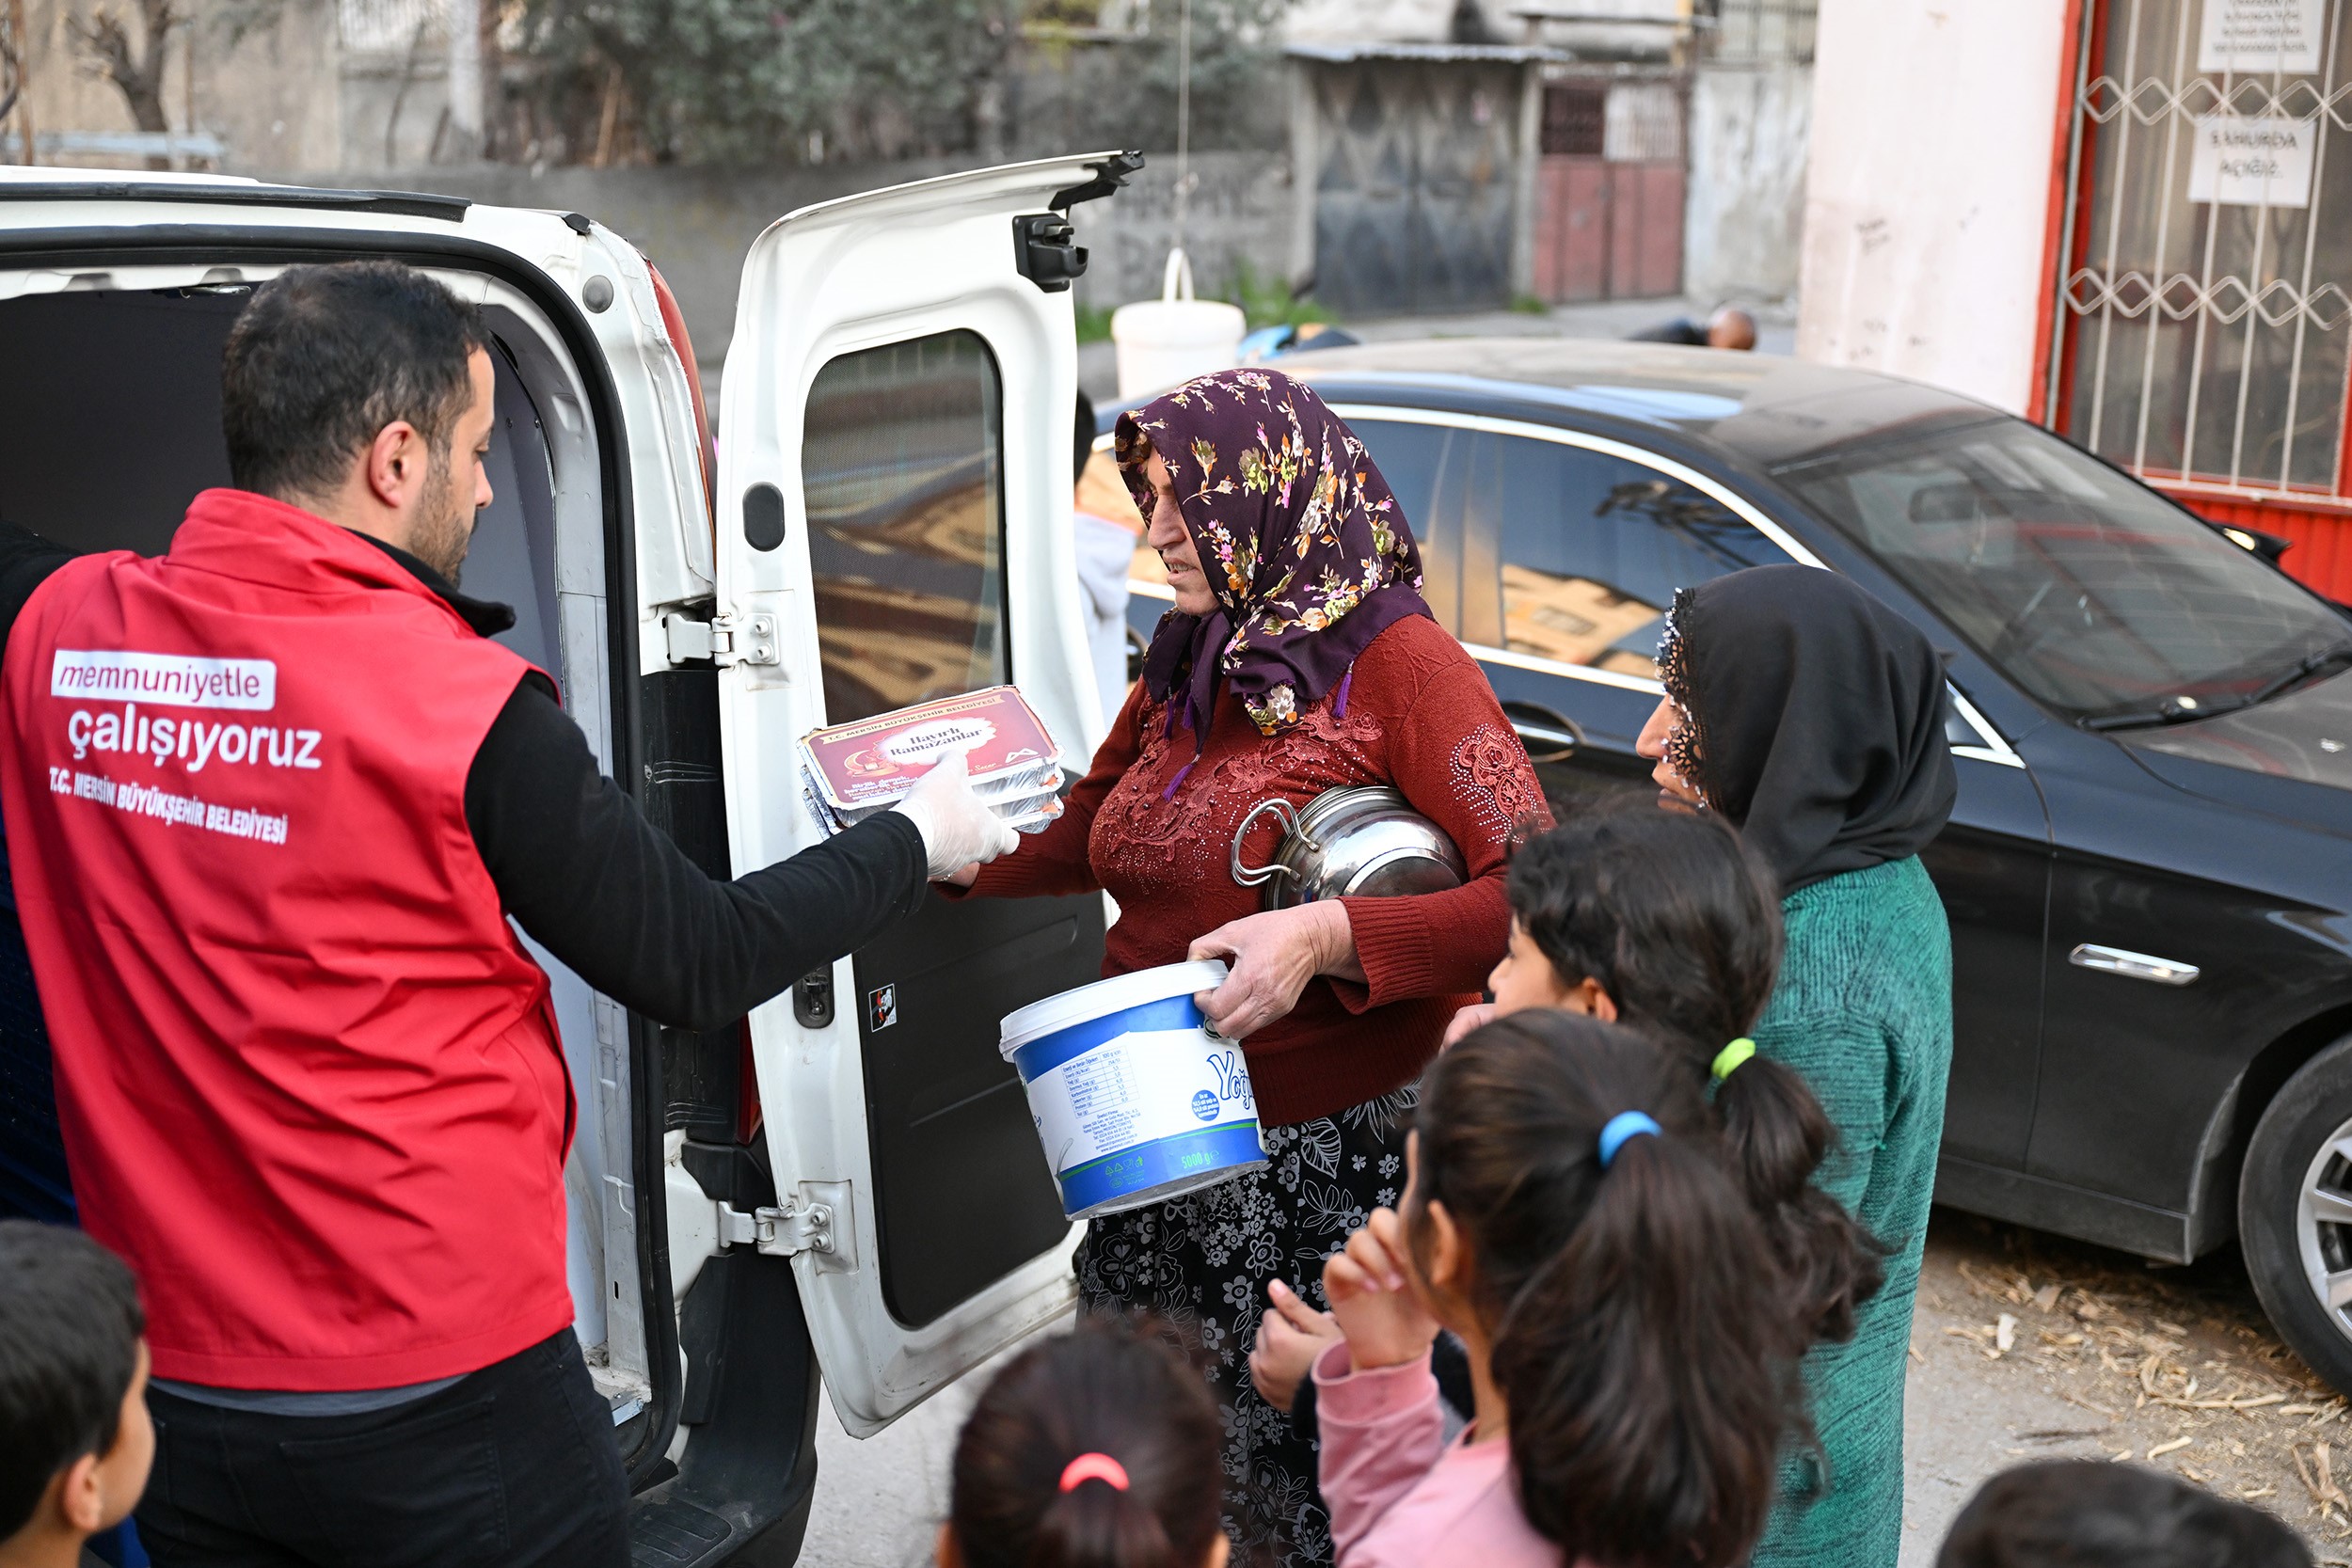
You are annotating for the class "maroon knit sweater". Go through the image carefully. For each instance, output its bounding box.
[964,615,1549,1126]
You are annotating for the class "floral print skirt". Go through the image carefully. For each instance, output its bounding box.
[1075,1085,1419,1568]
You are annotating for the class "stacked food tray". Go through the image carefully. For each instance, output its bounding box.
[800,685,1066,837]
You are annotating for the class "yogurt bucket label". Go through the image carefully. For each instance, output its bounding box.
[1009,992,1264,1219]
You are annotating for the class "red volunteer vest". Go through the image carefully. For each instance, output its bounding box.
[0,489,576,1388]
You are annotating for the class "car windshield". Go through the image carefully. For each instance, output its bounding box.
[1773,415,2348,722]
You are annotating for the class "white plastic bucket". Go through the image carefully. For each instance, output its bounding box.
[999,958,1266,1221]
[1110,250,1248,401]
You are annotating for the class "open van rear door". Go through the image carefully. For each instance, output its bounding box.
[711,153,1136,1435]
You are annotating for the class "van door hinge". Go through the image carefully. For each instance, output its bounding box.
[714,1180,856,1272]
[716,1198,828,1256]
[663,610,780,668]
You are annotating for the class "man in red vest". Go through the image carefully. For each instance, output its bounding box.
[0,261,1019,1567]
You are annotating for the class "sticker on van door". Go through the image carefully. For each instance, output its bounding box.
[867,984,898,1032]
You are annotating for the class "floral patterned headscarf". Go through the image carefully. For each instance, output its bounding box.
[1116,369,1430,746]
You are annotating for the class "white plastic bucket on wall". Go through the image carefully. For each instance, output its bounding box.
[1110,250,1248,401]
[999,958,1266,1221]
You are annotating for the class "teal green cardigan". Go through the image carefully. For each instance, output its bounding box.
[1748,856,1953,1568]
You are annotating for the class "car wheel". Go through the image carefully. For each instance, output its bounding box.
[2241,1035,2352,1392]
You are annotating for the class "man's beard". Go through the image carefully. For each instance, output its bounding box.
[408,448,476,582]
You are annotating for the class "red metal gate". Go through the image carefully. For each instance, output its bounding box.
[2044,0,2352,598]
[1532,80,1686,303]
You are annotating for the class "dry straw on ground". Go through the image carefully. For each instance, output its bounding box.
[1916,1212,2346,1554]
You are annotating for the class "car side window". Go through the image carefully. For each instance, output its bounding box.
[1475,432,1795,679]
[1344,418,1468,634]
[803,330,1008,724]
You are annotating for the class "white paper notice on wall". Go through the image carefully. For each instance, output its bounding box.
[2188,115,2318,206]
[2200,0,2328,75]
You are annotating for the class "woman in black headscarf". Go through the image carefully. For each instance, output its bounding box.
[1633,564,1957,1568]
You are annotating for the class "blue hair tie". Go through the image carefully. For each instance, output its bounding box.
[1597,1111,1662,1167]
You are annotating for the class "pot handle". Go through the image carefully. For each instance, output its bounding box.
[1231,796,1304,887]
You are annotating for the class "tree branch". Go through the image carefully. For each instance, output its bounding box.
[68,0,174,133]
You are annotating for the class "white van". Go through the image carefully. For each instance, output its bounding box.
[0,150,1141,1565]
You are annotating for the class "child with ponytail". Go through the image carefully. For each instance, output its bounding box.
[1311,1011,1811,1567]
[1252,808,1881,1425]
[1462,806,1883,1345]
[942,1315,1228,1568]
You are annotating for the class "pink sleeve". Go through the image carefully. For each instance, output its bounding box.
[1312,1341,1449,1567]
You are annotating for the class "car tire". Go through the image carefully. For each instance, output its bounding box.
[2240,1034,2352,1393]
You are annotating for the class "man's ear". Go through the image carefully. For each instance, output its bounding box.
[934,1521,961,1568]
[1206,1528,1232,1568]
[362,420,425,512]
[1574,977,1619,1023]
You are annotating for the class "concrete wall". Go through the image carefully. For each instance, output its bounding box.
[338,54,456,173]
[1066,152,1299,316]
[314,151,1295,372]
[1795,0,2070,414]
[1684,61,1811,304]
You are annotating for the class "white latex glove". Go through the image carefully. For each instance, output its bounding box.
[891,747,1021,880]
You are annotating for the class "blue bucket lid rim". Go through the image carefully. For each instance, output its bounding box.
[998,958,1230,1061]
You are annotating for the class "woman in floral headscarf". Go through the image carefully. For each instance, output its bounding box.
[948,369,1547,1565]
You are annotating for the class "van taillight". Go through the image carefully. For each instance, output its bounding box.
[644,258,715,527]
[738,1020,763,1143]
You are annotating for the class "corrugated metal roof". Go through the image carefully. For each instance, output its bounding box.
[1283,40,1563,61]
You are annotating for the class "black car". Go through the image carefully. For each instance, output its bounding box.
[1123,340,2352,1391]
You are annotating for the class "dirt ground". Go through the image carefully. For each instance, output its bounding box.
[1903,1208,2350,1565]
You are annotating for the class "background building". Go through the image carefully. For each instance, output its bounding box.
[1288,0,1819,309]
[1800,0,2352,598]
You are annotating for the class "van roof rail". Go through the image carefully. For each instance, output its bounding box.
[0,181,470,222]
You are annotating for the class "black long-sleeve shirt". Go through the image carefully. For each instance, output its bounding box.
[0,519,928,1032]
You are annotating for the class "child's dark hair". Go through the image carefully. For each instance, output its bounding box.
[1937,1460,2312,1568]
[1506,807,1885,1343]
[1415,1012,1810,1568]
[0,1220,146,1536]
[949,1315,1223,1568]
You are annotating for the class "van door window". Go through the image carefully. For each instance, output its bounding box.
[803,331,1009,724]
[794,327,1083,1332]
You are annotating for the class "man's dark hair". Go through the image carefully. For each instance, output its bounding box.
[1938,1461,2312,1568]
[0,1221,145,1537]
[220,261,489,501]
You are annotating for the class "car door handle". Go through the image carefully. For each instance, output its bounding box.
[1501,701,1584,764]
[2068,943,2201,986]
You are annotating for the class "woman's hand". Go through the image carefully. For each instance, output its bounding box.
[1248,1277,1342,1415]
[1189,902,1360,1039]
[1441,1002,1497,1051]
[1322,1209,1439,1372]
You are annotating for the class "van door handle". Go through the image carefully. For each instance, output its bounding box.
[792,968,836,1027]
[1501,701,1584,764]
[2068,943,2201,986]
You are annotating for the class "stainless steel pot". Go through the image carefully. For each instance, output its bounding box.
[1230,785,1467,911]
